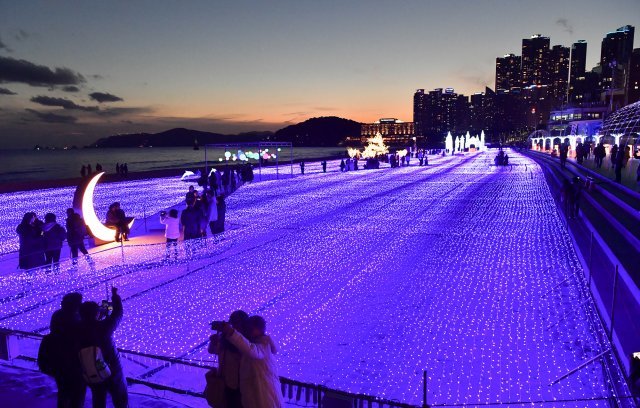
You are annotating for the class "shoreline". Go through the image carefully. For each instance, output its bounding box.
[0,154,343,194]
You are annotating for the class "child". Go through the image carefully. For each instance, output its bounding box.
[160,209,180,260]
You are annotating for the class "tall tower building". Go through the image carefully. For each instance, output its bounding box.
[549,45,570,104]
[600,25,635,90]
[495,54,521,91]
[628,48,640,104]
[413,89,427,139]
[570,40,587,85]
[521,34,550,87]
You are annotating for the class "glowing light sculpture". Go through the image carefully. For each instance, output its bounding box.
[73,172,134,243]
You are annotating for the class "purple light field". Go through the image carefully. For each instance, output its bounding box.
[0,151,632,407]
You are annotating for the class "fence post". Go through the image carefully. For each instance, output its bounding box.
[422,370,429,408]
[588,231,593,288]
[120,239,125,265]
[609,265,619,342]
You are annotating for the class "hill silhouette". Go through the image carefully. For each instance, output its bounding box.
[271,116,361,146]
[93,117,361,147]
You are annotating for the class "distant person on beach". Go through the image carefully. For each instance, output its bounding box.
[221,315,283,408]
[42,213,66,272]
[186,185,196,202]
[66,208,92,268]
[81,165,87,178]
[207,310,249,408]
[115,163,120,175]
[212,194,226,234]
[204,190,218,237]
[77,287,127,408]
[340,159,345,172]
[38,292,86,408]
[181,197,203,241]
[160,209,180,260]
[209,170,218,195]
[87,164,92,176]
[96,163,103,173]
[16,212,45,270]
[106,202,131,242]
[594,143,605,168]
[122,163,128,177]
[300,161,305,175]
[321,161,327,173]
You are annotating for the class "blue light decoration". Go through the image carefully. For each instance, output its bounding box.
[0,152,631,406]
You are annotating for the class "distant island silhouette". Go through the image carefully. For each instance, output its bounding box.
[93,116,361,148]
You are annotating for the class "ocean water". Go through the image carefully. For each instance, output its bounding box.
[0,146,345,183]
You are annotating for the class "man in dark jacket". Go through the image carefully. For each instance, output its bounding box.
[78,287,127,408]
[66,208,92,268]
[16,212,45,270]
[181,198,203,240]
[43,213,66,272]
[49,292,86,408]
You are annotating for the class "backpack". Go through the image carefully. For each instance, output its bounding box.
[78,346,111,384]
[37,333,64,377]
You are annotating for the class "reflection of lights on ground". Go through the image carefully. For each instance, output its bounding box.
[0,151,630,406]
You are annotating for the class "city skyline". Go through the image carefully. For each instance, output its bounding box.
[0,0,638,148]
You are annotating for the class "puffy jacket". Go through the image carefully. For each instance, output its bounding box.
[43,222,66,251]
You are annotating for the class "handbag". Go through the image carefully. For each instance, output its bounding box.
[204,366,226,408]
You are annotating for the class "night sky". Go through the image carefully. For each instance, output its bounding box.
[0,0,638,148]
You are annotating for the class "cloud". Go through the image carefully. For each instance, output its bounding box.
[90,74,104,80]
[0,36,12,52]
[14,30,30,42]
[89,92,123,103]
[31,95,98,111]
[25,108,77,124]
[556,18,574,35]
[0,56,85,87]
[96,106,152,117]
[62,85,80,93]
[0,87,17,95]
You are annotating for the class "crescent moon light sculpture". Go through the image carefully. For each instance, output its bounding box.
[76,172,135,243]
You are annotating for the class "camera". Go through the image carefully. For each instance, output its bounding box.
[160,210,167,216]
[211,320,226,331]
[98,300,113,319]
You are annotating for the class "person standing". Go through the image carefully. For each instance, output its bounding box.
[66,209,92,268]
[299,161,305,175]
[212,194,226,235]
[160,209,180,260]
[81,165,87,178]
[339,159,346,172]
[16,212,45,270]
[614,148,624,183]
[181,198,203,256]
[208,310,249,408]
[38,293,86,408]
[205,190,219,236]
[96,163,103,172]
[321,160,327,173]
[42,213,66,272]
[222,316,283,408]
[77,287,128,408]
[87,164,92,176]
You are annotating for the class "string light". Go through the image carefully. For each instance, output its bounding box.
[0,151,630,406]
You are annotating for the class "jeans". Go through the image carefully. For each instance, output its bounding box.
[69,242,88,259]
[165,238,178,259]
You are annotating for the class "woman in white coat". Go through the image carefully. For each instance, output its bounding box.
[222,316,283,408]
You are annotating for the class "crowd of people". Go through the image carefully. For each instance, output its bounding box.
[80,163,129,178]
[158,185,227,260]
[16,209,94,271]
[37,290,282,408]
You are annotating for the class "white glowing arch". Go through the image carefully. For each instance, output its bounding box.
[82,172,134,242]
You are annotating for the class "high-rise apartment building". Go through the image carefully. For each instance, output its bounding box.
[549,45,570,104]
[413,88,470,143]
[521,35,550,87]
[628,48,640,104]
[495,54,521,91]
[600,25,635,90]
[570,41,587,84]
